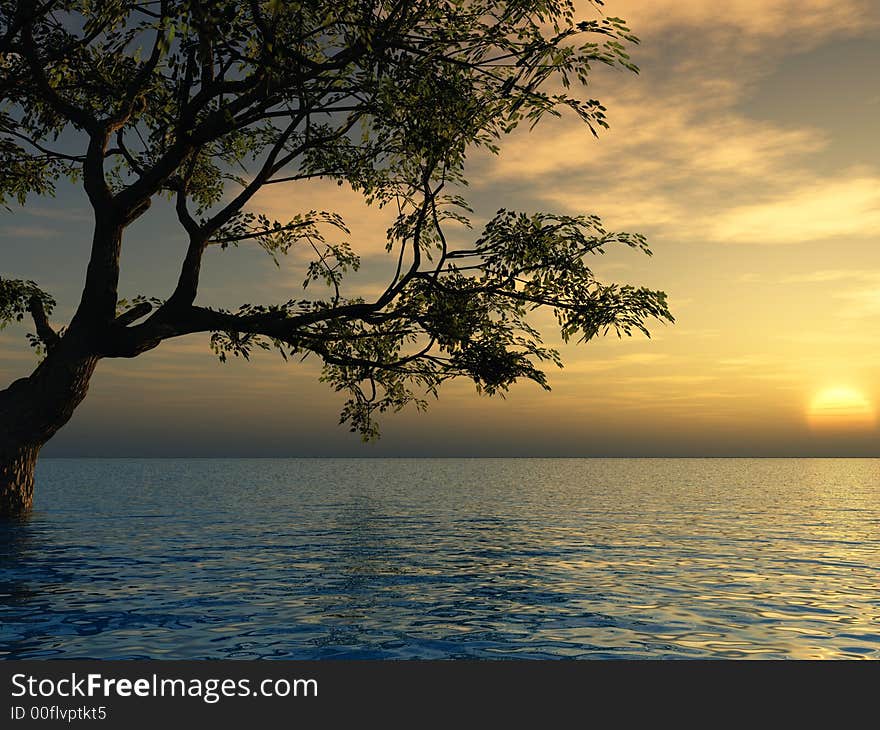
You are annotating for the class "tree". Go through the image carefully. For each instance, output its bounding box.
[0,0,672,518]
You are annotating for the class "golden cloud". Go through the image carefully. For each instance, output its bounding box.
[710,176,880,244]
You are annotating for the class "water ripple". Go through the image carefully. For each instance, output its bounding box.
[1,458,879,659]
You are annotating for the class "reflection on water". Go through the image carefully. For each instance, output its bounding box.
[1,458,878,659]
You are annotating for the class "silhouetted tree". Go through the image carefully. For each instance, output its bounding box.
[0,0,672,517]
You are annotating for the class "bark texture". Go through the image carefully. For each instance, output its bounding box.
[0,443,38,517]
[0,342,98,518]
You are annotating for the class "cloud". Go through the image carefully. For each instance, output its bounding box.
[478,64,880,251]
[488,97,824,185]
[476,65,833,238]
[782,330,879,346]
[620,374,718,385]
[466,0,880,251]
[834,288,880,319]
[673,328,721,339]
[491,110,848,243]
[24,207,91,222]
[738,270,880,286]
[617,353,670,365]
[608,0,876,40]
[717,356,775,369]
[247,177,438,299]
[2,225,57,239]
[248,178,399,258]
[782,269,880,284]
[561,351,671,373]
[709,176,880,244]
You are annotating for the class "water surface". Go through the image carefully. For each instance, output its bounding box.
[1,458,878,659]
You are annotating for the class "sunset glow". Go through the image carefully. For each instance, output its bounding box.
[808,387,875,431]
[3,0,880,457]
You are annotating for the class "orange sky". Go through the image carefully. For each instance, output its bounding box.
[3,0,880,456]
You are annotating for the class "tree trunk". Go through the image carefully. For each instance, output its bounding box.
[0,340,98,519]
[0,443,39,517]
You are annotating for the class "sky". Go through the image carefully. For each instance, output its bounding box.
[3,0,880,457]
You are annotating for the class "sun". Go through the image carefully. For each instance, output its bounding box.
[808,386,876,431]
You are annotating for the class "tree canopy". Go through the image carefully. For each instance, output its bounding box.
[0,0,672,438]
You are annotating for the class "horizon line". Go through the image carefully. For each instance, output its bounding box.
[37,454,880,460]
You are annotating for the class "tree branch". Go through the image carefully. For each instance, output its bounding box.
[27,293,59,349]
[114,301,152,327]
[17,5,101,136]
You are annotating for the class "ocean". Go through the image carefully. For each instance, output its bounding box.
[1,458,878,659]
